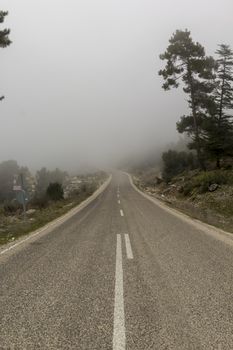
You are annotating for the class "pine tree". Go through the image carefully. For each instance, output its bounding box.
[159,30,216,170]
[0,11,12,101]
[204,44,233,168]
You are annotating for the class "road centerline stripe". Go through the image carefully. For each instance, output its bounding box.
[124,234,133,259]
[113,234,125,350]
[120,209,124,217]
[118,200,121,204]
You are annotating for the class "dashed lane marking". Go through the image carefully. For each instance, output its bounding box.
[124,234,133,259]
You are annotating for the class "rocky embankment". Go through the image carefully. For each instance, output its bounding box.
[133,170,233,233]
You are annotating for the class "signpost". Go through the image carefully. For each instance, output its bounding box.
[13,174,28,219]
[13,185,22,191]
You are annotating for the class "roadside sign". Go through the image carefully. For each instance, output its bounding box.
[13,185,22,191]
[16,190,28,205]
[13,173,28,218]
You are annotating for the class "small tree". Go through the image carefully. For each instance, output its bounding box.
[36,167,67,197]
[46,182,64,201]
[159,29,216,170]
[204,44,233,167]
[0,11,12,101]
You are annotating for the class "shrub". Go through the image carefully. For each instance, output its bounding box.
[194,171,230,190]
[46,182,64,201]
[183,170,233,196]
[3,200,21,215]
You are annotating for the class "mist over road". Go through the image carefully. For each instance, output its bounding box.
[0,173,233,349]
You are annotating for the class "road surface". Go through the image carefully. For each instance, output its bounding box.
[0,173,233,349]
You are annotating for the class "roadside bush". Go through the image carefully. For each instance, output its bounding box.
[46,182,64,201]
[36,167,67,197]
[195,171,232,192]
[3,200,21,216]
[183,170,233,196]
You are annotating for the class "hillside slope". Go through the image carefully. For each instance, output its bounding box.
[133,169,233,233]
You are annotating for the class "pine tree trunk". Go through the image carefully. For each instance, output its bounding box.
[218,59,226,127]
[187,65,206,171]
[215,59,226,170]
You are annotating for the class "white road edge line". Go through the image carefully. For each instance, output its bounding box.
[0,228,47,256]
[125,172,233,248]
[113,234,125,350]
[120,209,124,217]
[124,234,133,259]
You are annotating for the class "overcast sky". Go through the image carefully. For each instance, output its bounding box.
[1,0,233,171]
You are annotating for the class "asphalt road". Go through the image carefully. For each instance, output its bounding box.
[0,172,233,349]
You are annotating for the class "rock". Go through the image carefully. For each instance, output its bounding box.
[177,185,184,193]
[162,188,171,194]
[208,183,219,192]
[64,202,73,208]
[156,176,163,184]
[8,216,19,223]
[26,209,36,215]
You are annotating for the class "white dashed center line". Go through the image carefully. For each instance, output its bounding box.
[124,234,133,259]
[120,209,124,217]
[118,200,121,204]
[113,234,125,350]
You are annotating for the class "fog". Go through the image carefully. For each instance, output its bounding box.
[1,0,232,172]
